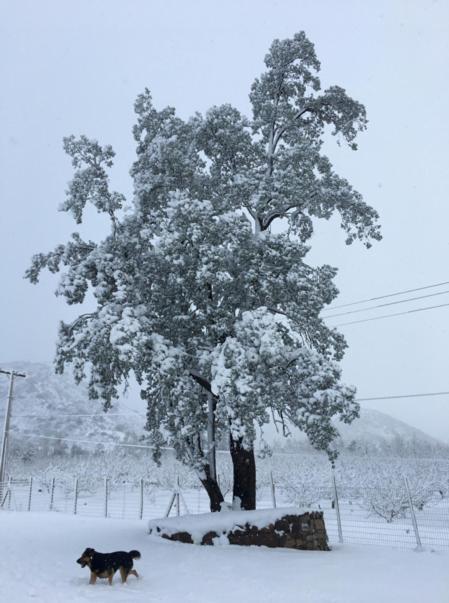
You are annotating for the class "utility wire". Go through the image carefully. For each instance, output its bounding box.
[356,391,449,402]
[334,301,449,327]
[12,388,449,420]
[16,433,231,455]
[12,434,332,458]
[325,279,449,312]
[17,434,166,450]
[119,402,144,416]
[324,289,449,319]
[13,413,145,419]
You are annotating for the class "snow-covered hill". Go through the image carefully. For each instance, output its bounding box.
[0,362,145,455]
[334,407,445,451]
[275,409,448,456]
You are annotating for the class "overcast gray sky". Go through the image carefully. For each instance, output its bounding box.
[1,0,449,441]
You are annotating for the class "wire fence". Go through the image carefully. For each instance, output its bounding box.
[1,472,448,551]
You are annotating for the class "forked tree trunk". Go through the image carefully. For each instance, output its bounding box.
[230,435,256,510]
[200,463,224,512]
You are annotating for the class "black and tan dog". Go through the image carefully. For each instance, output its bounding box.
[76,547,141,585]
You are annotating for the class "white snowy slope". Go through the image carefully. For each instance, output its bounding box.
[0,512,447,603]
[335,407,446,449]
[0,361,145,452]
[274,407,448,455]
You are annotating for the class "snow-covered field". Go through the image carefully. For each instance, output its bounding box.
[5,477,449,551]
[0,511,447,602]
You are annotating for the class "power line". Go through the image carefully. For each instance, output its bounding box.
[11,434,336,458]
[10,390,449,421]
[9,390,449,421]
[324,289,449,320]
[14,391,449,421]
[334,301,449,327]
[16,433,230,455]
[13,413,145,419]
[18,434,165,451]
[325,279,449,312]
[356,391,449,402]
[119,401,144,416]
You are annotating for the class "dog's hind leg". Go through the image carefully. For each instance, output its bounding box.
[108,572,114,586]
[119,567,128,583]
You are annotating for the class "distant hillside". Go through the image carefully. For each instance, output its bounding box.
[274,407,449,457]
[334,408,448,456]
[0,362,145,457]
[336,408,440,444]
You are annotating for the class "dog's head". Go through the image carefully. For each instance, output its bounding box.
[76,548,95,568]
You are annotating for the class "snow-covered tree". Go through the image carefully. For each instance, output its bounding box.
[26,32,380,511]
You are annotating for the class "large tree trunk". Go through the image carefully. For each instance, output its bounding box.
[230,435,256,510]
[200,463,224,512]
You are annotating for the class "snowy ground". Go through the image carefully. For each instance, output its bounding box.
[6,478,449,551]
[0,512,447,603]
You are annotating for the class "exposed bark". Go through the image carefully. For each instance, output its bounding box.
[230,435,256,510]
[189,371,217,396]
[207,396,217,481]
[200,463,224,512]
[187,372,256,511]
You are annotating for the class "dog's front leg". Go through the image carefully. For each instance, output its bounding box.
[89,572,97,585]
[108,573,114,586]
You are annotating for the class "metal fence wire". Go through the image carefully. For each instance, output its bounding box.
[1,473,448,551]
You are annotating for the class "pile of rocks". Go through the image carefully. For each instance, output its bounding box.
[149,509,329,551]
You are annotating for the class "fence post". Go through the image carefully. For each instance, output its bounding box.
[27,476,33,512]
[165,477,182,518]
[178,490,190,515]
[1,486,11,510]
[139,478,144,520]
[104,478,109,518]
[121,481,127,519]
[49,477,55,511]
[1,477,12,510]
[165,491,177,518]
[0,483,8,508]
[404,476,423,551]
[73,477,79,515]
[7,476,12,510]
[332,470,343,544]
[270,471,277,509]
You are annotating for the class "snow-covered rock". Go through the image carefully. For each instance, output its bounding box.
[148,507,329,550]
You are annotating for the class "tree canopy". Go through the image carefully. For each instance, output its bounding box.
[27,32,380,509]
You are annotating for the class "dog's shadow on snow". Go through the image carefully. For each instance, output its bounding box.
[69,575,142,589]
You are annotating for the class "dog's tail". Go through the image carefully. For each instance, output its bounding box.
[129,550,141,559]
